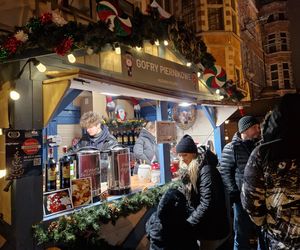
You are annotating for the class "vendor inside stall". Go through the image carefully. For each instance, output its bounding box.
[68,111,117,153]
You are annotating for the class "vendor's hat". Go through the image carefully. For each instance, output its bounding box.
[238,116,259,133]
[176,134,198,154]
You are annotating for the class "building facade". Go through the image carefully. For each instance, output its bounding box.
[171,0,248,99]
[258,0,296,97]
[238,0,265,100]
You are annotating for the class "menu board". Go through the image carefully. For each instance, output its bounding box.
[155,121,177,144]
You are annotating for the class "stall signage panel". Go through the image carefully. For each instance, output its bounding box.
[77,152,101,198]
[5,129,43,178]
[117,153,130,188]
[121,48,198,92]
[155,121,177,144]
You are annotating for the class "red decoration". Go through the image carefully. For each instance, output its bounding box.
[151,162,160,170]
[130,97,139,106]
[40,12,53,25]
[238,106,245,116]
[106,96,115,118]
[3,37,22,54]
[54,37,73,56]
[203,65,227,89]
[96,1,132,36]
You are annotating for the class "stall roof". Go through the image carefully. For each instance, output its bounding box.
[45,68,219,104]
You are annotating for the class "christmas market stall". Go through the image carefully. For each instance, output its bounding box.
[0,1,245,250]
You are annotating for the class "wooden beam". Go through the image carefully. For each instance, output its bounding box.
[43,79,71,127]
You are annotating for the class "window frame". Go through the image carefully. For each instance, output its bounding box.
[270,64,279,89]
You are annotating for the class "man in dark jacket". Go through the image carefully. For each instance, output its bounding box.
[219,116,262,250]
[241,93,300,249]
[177,135,230,250]
[146,188,198,250]
[69,111,117,152]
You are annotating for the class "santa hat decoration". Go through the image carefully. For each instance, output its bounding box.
[106,96,115,110]
[130,97,141,110]
[115,104,127,121]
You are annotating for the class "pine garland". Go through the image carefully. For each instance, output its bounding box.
[33,181,180,249]
[0,7,215,68]
[102,118,146,129]
[0,6,244,102]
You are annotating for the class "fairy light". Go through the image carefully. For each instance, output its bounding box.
[67,53,76,63]
[10,90,20,101]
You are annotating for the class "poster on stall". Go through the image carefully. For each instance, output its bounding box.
[43,188,73,216]
[5,129,43,178]
[117,153,130,188]
[155,121,177,144]
[71,177,93,208]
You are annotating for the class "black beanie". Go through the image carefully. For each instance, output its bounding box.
[176,135,198,154]
[238,116,259,133]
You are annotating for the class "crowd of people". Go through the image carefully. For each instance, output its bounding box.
[146,93,300,250]
[69,94,300,250]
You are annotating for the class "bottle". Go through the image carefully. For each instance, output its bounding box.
[134,128,139,143]
[117,130,123,144]
[70,155,76,180]
[59,146,71,189]
[129,128,134,145]
[122,131,128,146]
[46,147,57,192]
[122,130,128,145]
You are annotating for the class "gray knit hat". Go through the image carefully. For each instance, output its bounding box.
[238,116,259,133]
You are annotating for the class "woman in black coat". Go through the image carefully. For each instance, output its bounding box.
[146,188,198,250]
[176,135,230,250]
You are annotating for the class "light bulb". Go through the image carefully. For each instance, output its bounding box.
[216,89,220,94]
[155,40,160,46]
[0,169,7,179]
[10,90,20,100]
[163,40,169,46]
[197,72,201,77]
[86,47,94,55]
[36,62,46,72]
[115,47,121,54]
[0,128,2,135]
[225,120,229,124]
[67,53,76,63]
[220,95,224,100]
[186,62,192,67]
[136,46,142,51]
[179,102,192,107]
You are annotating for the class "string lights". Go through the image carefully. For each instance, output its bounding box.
[114,43,121,54]
[9,58,47,101]
[67,53,76,63]
[31,58,46,72]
